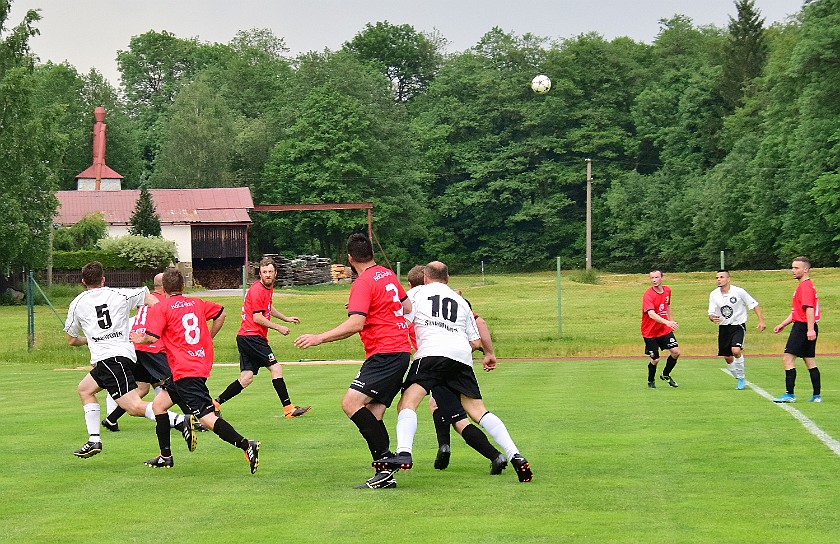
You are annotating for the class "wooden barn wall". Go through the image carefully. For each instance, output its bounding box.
[191,225,247,259]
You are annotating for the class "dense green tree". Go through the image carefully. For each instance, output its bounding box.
[721,0,768,110]
[258,50,427,261]
[344,21,443,101]
[0,0,61,273]
[53,212,107,251]
[150,76,237,188]
[129,185,162,236]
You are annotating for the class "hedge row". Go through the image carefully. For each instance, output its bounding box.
[52,250,136,271]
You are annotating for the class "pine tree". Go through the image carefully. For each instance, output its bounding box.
[129,185,161,236]
[721,0,768,109]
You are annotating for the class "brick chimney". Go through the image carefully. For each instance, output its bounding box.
[75,106,124,191]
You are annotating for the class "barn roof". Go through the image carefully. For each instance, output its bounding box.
[54,188,254,226]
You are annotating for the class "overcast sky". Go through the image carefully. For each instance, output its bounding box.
[9,0,804,86]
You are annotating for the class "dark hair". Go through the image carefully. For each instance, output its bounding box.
[347,233,373,262]
[259,256,276,270]
[717,269,730,275]
[793,256,811,267]
[649,269,663,276]
[81,261,104,286]
[425,261,449,281]
[407,265,425,288]
[162,267,185,294]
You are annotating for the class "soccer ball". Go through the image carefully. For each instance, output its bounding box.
[531,74,551,94]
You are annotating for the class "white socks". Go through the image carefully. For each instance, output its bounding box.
[479,412,518,461]
[395,409,418,455]
[733,356,745,379]
[105,394,117,417]
[83,403,100,441]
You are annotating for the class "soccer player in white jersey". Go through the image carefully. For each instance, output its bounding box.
[65,261,192,458]
[374,261,533,483]
[708,270,766,390]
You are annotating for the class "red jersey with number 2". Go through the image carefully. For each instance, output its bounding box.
[641,286,672,338]
[792,279,820,323]
[348,265,411,358]
[145,295,224,380]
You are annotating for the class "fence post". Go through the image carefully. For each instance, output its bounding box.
[556,257,562,337]
[27,272,35,351]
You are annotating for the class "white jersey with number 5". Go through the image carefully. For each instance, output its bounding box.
[408,282,480,366]
[64,286,149,364]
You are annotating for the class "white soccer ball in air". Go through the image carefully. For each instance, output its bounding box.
[531,74,551,94]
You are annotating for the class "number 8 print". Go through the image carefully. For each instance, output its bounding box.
[182,312,201,345]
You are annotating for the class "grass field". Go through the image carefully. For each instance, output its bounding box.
[2,270,840,542]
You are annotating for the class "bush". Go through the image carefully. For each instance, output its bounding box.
[52,213,107,251]
[52,250,135,271]
[98,235,177,270]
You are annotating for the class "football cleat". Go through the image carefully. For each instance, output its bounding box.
[434,444,451,470]
[244,440,260,474]
[354,469,397,489]
[73,441,102,458]
[490,453,508,475]
[193,419,209,432]
[773,393,796,403]
[511,454,533,483]
[283,405,312,418]
[144,454,173,468]
[660,375,679,388]
[179,414,197,452]
[647,381,656,389]
[736,378,746,390]
[101,418,120,432]
[372,452,413,472]
[808,394,822,403]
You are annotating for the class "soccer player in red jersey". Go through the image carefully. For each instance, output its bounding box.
[772,256,822,403]
[131,268,261,473]
[641,269,681,389]
[213,257,310,418]
[294,233,411,489]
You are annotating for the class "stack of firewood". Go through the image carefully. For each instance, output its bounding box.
[289,255,332,285]
[193,268,242,290]
[330,264,353,283]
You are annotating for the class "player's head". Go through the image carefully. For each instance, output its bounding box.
[792,256,811,279]
[424,261,449,284]
[162,267,185,295]
[81,261,104,288]
[407,265,425,288]
[715,269,730,287]
[649,269,663,287]
[153,273,164,292]
[259,256,277,287]
[347,233,374,264]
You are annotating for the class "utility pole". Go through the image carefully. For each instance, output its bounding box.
[585,159,592,272]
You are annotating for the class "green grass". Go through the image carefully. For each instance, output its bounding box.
[4,269,840,542]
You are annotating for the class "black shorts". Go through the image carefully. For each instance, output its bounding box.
[718,324,747,357]
[785,322,818,359]
[90,356,138,400]
[430,385,468,424]
[405,356,482,400]
[165,377,216,418]
[133,350,171,384]
[350,352,410,407]
[643,333,678,360]
[237,335,277,374]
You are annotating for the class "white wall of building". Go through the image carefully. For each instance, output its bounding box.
[105,224,192,263]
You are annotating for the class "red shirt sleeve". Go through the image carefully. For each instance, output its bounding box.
[347,278,372,316]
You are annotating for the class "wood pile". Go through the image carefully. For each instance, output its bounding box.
[193,268,242,290]
[331,264,353,283]
[247,255,334,287]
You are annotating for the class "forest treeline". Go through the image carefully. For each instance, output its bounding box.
[2,0,838,273]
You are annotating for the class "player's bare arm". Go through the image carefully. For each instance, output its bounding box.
[647,309,678,331]
[294,314,366,349]
[753,305,766,331]
[66,334,88,347]
[254,311,290,336]
[210,311,226,339]
[270,307,300,324]
[774,312,793,334]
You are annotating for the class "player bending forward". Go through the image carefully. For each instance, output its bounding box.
[131,268,260,473]
[375,261,533,484]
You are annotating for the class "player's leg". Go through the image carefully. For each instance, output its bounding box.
[267,362,311,418]
[644,338,659,388]
[659,334,680,387]
[805,357,821,401]
[372,383,427,471]
[428,395,452,469]
[343,389,390,461]
[462,397,532,482]
[75,373,103,457]
[145,388,178,468]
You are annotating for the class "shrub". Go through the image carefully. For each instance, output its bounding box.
[52,213,108,251]
[98,235,177,270]
[52,250,134,270]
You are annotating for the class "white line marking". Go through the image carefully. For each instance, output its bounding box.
[720,368,840,456]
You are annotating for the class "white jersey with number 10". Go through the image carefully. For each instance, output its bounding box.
[408,282,480,366]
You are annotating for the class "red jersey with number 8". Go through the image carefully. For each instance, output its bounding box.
[348,265,411,358]
[145,295,224,380]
